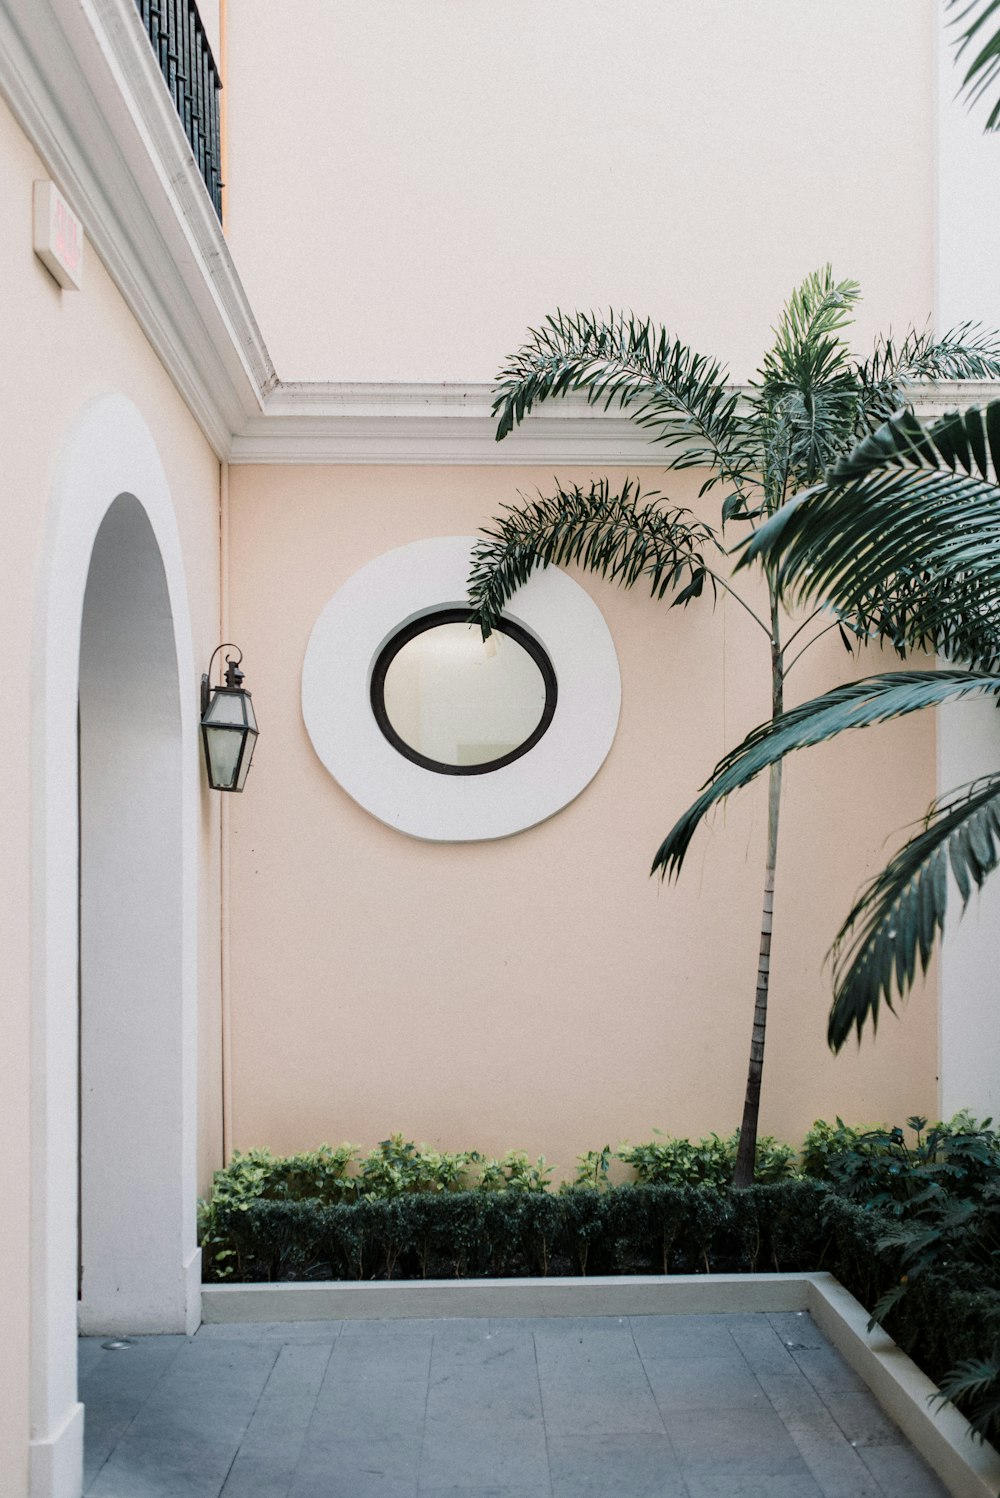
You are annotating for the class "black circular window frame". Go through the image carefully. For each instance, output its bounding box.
[370,608,558,777]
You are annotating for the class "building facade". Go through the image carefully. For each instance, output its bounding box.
[2,2,999,1492]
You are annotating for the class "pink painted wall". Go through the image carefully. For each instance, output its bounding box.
[226,463,939,1179]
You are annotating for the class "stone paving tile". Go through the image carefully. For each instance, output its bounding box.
[661,1403,814,1478]
[547,1431,687,1497]
[539,1385,668,1436]
[309,1360,429,1436]
[293,1430,424,1488]
[418,1413,550,1492]
[339,1316,478,1336]
[321,1326,434,1385]
[640,1352,769,1411]
[823,1389,908,1447]
[81,1336,188,1492]
[419,1488,551,1498]
[197,1319,344,1341]
[767,1311,827,1349]
[535,1328,666,1435]
[426,1331,542,1421]
[685,1477,825,1497]
[219,1342,333,1497]
[628,1314,746,1361]
[790,1344,871,1398]
[856,1442,951,1497]
[85,1340,279,1498]
[757,1372,885,1497]
[727,1318,803,1376]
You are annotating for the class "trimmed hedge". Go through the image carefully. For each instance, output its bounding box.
[207,1179,888,1292]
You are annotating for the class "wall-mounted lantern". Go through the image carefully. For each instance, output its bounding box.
[200,644,258,792]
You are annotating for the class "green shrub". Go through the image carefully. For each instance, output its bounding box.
[357,1134,479,1196]
[570,1146,615,1192]
[618,1130,796,1186]
[478,1150,552,1192]
[802,1114,1000,1211]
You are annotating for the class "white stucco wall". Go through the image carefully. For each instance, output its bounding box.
[223,0,936,383]
[934,10,1000,1121]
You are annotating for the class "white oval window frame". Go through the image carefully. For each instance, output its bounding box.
[301,536,621,842]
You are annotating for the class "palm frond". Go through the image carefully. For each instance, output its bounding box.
[652,671,1000,882]
[752,267,862,490]
[736,403,1000,669]
[467,478,720,637]
[828,776,1000,1049]
[857,324,1000,430]
[491,310,755,498]
[949,0,1000,130]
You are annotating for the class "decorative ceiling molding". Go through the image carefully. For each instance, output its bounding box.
[1,2,998,467]
[229,379,1000,466]
[0,0,274,458]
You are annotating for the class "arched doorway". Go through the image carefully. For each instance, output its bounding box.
[30,397,200,1498]
[77,495,188,1333]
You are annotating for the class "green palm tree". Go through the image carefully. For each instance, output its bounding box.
[468,268,1000,1185]
[657,400,1000,1054]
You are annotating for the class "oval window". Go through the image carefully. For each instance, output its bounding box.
[370,608,557,775]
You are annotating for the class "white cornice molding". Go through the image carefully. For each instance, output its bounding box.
[229,378,1000,466]
[233,383,652,465]
[0,0,275,458]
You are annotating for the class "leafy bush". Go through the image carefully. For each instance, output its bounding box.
[198,1144,357,1279]
[619,1130,796,1186]
[356,1134,479,1196]
[803,1113,1000,1443]
[803,1114,1000,1208]
[478,1150,552,1193]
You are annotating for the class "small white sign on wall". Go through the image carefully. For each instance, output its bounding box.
[33,180,84,290]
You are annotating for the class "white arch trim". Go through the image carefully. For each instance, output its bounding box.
[30,395,201,1498]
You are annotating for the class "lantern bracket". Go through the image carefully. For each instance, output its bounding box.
[201,642,243,716]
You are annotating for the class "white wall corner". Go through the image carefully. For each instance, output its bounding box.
[29,1401,83,1498]
[933,1,1000,1121]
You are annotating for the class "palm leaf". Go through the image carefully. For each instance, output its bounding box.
[736,403,1000,669]
[467,478,720,637]
[949,0,1000,130]
[753,267,862,489]
[857,324,1000,430]
[652,671,1000,882]
[491,309,756,499]
[828,775,1000,1049]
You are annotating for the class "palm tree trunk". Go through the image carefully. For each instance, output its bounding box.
[733,596,784,1188]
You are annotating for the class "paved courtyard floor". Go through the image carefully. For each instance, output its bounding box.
[80,1311,952,1498]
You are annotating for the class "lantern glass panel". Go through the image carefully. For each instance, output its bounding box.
[204,724,244,790]
[204,690,248,728]
[234,728,257,790]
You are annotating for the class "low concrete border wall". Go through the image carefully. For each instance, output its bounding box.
[201,1273,1000,1498]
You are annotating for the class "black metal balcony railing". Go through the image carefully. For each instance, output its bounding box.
[134,0,223,219]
